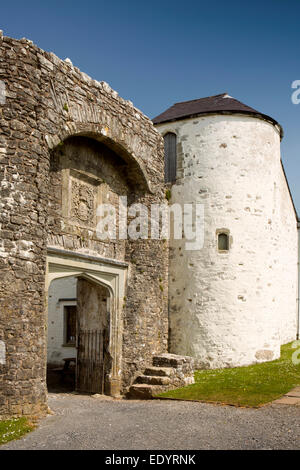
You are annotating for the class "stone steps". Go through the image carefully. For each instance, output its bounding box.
[153,353,190,368]
[128,353,194,399]
[143,366,174,377]
[128,384,164,399]
[135,375,171,385]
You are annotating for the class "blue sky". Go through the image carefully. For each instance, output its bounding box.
[1,0,300,211]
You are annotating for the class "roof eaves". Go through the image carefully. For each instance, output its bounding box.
[153,109,284,140]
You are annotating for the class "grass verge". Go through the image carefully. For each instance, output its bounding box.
[157,342,300,407]
[0,417,35,445]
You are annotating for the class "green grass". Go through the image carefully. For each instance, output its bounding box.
[157,342,300,407]
[0,417,35,445]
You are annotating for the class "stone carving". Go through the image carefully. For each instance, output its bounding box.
[71,179,96,225]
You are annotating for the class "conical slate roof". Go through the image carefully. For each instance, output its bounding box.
[152,93,282,137]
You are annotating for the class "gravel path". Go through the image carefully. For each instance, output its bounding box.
[2,393,300,450]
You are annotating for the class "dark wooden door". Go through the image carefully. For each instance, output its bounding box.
[75,279,109,394]
[76,329,105,393]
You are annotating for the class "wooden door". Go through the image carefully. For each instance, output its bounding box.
[76,279,109,394]
[76,329,105,393]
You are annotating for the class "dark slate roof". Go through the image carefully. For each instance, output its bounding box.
[152,93,283,137]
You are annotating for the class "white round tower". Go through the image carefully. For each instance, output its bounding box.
[154,93,298,368]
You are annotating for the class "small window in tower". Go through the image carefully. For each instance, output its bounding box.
[164,132,177,183]
[218,232,229,251]
[64,305,77,345]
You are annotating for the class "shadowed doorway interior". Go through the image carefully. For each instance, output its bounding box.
[76,278,111,394]
[47,276,111,394]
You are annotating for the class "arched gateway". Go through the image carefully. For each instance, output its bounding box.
[0,34,168,417]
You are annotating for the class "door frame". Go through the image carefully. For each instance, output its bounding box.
[46,247,128,397]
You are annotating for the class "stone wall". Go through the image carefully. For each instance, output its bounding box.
[0,33,168,417]
[155,114,298,368]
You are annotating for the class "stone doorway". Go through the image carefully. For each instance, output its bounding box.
[46,248,128,397]
[46,276,111,395]
[76,278,111,394]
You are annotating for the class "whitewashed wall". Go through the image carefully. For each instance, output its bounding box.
[156,114,298,368]
[47,276,77,365]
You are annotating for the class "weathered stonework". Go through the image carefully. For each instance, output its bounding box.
[0,34,168,418]
[129,353,195,398]
[70,177,98,226]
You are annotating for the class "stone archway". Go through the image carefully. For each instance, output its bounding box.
[46,124,153,194]
[46,248,127,397]
[0,35,168,419]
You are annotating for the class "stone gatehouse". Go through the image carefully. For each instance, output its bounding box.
[0,33,298,418]
[0,33,168,417]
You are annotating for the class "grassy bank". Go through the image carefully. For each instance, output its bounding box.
[0,417,35,445]
[157,342,300,407]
